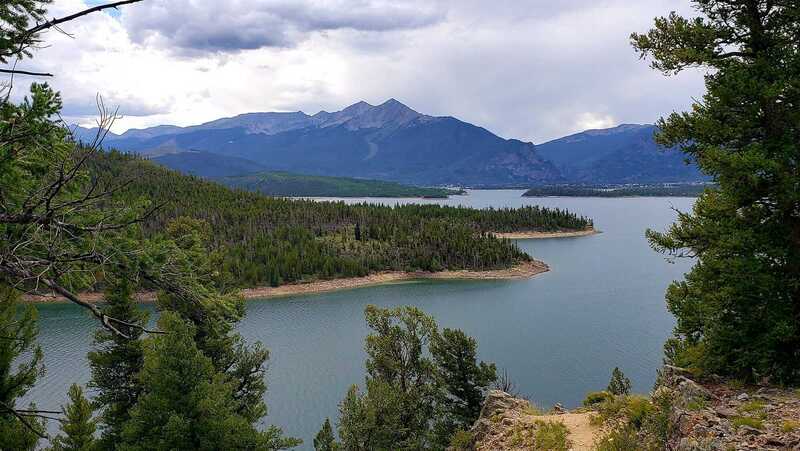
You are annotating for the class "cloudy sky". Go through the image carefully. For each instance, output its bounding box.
[14,0,705,143]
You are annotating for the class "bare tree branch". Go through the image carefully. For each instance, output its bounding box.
[24,1,146,36]
[0,400,47,439]
[0,68,53,77]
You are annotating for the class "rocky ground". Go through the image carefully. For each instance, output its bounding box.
[464,390,598,450]
[664,367,800,450]
[461,368,800,450]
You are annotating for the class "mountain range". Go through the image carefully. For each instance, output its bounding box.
[73,99,705,187]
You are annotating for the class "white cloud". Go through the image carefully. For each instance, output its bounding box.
[5,0,706,142]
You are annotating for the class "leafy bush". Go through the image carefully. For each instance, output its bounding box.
[583,390,613,407]
[625,396,655,430]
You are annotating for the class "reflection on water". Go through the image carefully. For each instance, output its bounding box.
[25,191,694,449]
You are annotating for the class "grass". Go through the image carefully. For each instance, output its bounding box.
[449,429,474,450]
[533,420,570,451]
[737,400,767,420]
[522,402,543,416]
[732,416,764,430]
[685,398,708,411]
[782,420,799,433]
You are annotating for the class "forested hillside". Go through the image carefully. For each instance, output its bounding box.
[91,152,592,288]
[216,170,463,198]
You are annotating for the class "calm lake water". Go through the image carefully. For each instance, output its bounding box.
[24,190,695,448]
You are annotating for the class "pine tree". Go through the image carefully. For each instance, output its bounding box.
[314,418,339,451]
[607,367,631,396]
[49,384,97,451]
[0,286,45,450]
[633,0,800,383]
[431,328,497,446]
[120,313,300,451]
[87,277,148,446]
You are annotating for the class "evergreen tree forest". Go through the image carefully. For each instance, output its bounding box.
[633,0,800,383]
[89,151,592,288]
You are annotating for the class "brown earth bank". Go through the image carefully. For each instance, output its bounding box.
[23,259,549,304]
[491,228,598,239]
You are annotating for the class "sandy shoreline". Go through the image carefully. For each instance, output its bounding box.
[491,228,598,239]
[23,260,549,304]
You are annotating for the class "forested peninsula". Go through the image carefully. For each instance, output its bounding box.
[72,151,592,295]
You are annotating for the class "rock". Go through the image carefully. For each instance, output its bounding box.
[765,437,786,447]
[552,403,567,414]
[737,393,750,402]
[673,376,715,408]
[714,406,738,418]
[478,390,531,419]
[738,425,762,436]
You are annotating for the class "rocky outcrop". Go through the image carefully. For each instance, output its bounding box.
[461,390,598,451]
[660,366,800,450]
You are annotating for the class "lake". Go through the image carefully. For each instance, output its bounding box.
[23,190,695,448]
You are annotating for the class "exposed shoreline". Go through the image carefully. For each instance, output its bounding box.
[23,260,549,304]
[23,228,597,304]
[491,228,598,239]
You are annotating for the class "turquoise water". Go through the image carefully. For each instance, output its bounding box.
[24,191,695,448]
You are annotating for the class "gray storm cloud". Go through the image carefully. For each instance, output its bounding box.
[121,0,445,54]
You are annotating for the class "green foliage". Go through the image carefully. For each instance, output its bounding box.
[607,367,632,396]
[313,418,339,451]
[583,390,613,407]
[89,151,591,289]
[625,396,655,430]
[594,426,642,451]
[737,400,767,420]
[0,0,51,63]
[0,286,45,450]
[523,183,710,198]
[633,0,800,383]
[119,313,299,451]
[781,420,799,433]
[532,420,570,451]
[337,306,497,450]
[731,416,764,430]
[220,170,462,198]
[431,328,497,446]
[49,384,97,451]
[448,429,473,450]
[87,276,148,446]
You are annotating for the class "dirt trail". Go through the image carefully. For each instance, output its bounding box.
[535,412,599,451]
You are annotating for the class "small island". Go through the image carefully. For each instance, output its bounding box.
[523,183,711,197]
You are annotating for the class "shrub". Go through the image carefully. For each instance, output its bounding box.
[533,420,570,451]
[449,429,473,450]
[594,426,641,451]
[625,396,655,430]
[583,390,613,407]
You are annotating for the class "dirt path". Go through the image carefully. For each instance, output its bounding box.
[535,413,599,451]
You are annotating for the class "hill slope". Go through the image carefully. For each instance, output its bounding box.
[89,152,591,289]
[535,124,706,184]
[218,171,462,198]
